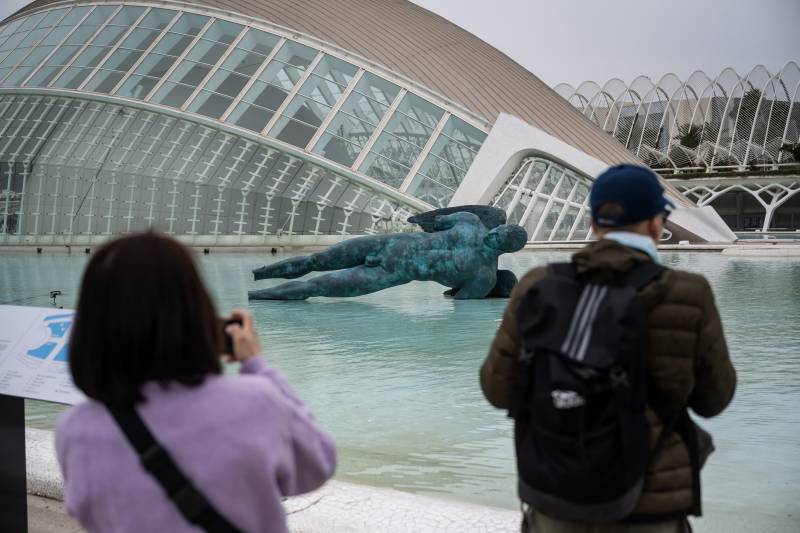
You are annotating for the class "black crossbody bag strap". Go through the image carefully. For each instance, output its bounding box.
[107,406,242,533]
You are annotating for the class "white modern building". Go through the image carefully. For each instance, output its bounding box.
[556,64,800,233]
[0,0,732,247]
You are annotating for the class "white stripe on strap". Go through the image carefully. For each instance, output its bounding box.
[575,285,608,361]
[567,286,603,358]
[560,285,595,358]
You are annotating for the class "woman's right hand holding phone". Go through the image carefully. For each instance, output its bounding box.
[224,309,262,362]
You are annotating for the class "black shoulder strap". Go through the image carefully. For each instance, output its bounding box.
[549,262,577,279]
[108,406,242,533]
[620,261,663,291]
[549,261,662,291]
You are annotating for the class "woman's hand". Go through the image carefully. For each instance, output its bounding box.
[224,309,262,362]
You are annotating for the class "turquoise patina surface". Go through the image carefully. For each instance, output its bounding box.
[250,207,527,300]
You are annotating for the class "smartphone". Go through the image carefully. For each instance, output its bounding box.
[220,317,243,355]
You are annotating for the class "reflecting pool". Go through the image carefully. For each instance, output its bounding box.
[2,250,799,528]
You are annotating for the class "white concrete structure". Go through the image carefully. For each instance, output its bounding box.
[555,63,800,175]
[0,1,732,246]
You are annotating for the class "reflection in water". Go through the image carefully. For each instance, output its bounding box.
[3,250,799,518]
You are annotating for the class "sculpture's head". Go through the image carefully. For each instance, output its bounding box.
[484,224,528,253]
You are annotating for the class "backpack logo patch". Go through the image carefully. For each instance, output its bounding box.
[551,390,586,409]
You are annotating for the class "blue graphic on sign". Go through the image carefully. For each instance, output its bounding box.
[26,313,74,362]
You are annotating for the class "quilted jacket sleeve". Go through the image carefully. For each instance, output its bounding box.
[688,277,737,417]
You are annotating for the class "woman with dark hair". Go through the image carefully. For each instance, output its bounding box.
[55,232,335,533]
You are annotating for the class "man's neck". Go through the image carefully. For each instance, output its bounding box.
[602,231,661,264]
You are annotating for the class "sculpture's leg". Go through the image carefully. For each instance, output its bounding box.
[253,236,386,280]
[452,274,496,299]
[253,256,315,280]
[249,265,404,300]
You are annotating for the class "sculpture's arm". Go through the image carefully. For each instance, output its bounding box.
[432,212,481,231]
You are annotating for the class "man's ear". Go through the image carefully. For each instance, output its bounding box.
[648,216,662,242]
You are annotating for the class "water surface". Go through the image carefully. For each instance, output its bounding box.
[2,250,798,526]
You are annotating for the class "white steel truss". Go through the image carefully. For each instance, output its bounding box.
[555,63,800,174]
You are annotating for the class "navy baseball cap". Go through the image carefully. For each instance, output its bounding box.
[590,164,675,228]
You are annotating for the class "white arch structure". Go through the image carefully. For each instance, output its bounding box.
[557,63,800,174]
[671,177,800,232]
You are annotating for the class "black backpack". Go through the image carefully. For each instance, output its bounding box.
[509,261,666,522]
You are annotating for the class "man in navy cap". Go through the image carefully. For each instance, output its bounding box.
[481,164,736,532]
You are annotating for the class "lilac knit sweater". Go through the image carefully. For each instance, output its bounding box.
[55,357,336,533]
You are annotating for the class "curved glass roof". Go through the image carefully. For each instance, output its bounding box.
[0,3,487,207]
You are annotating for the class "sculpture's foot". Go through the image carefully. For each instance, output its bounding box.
[248,288,309,300]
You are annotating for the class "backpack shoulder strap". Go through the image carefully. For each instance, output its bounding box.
[620,261,663,291]
[549,262,577,280]
[108,406,242,533]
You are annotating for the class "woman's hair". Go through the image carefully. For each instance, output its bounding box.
[69,232,222,406]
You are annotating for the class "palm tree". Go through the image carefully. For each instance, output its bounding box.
[675,124,703,149]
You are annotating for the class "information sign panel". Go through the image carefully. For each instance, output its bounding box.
[0,305,83,406]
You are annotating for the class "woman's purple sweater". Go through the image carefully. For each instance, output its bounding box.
[55,357,336,533]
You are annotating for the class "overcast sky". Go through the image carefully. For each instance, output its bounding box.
[2,0,798,87]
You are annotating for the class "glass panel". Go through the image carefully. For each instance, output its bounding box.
[413,155,464,191]
[164,58,210,86]
[534,202,564,241]
[313,111,375,163]
[201,68,249,98]
[239,81,288,112]
[153,32,194,56]
[271,117,318,147]
[359,152,411,188]
[0,9,74,86]
[540,168,563,195]
[351,73,399,106]
[395,92,443,130]
[150,20,244,108]
[19,13,46,32]
[115,13,209,100]
[270,95,331,140]
[189,91,234,119]
[300,55,357,101]
[107,6,147,27]
[116,74,157,99]
[572,181,590,204]
[356,93,443,185]
[238,28,279,55]
[385,95,441,146]
[201,20,242,45]
[137,8,175,31]
[170,12,207,37]
[275,41,317,69]
[37,9,69,28]
[428,116,486,170]
[227,102,274,132]
[151,81,194,107]
[405,175,454,208]
[313,132,363,167]
[552,206,580,241]
[572,211,591,240]
[50,6,144,89]
[59,6,93,27]
[224,43,315,132]
[0,18,25,39]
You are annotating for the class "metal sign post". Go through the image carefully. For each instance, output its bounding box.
[0,305,83,533]
[0,394,28,533]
